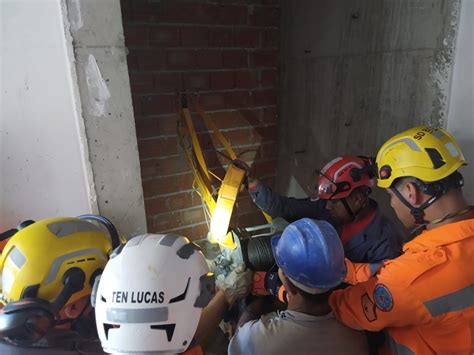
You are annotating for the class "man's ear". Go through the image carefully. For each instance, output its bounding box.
[279,271,298,297]
[403,181,424,206]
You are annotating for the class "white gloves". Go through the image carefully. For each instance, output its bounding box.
[216,263,253,306]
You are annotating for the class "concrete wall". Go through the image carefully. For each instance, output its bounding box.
[65,0,147,238]
[0,0,95,229]
[278,0,461,209]
[1,0,146,238]
[447,0,474,202]
[121,0,279,240]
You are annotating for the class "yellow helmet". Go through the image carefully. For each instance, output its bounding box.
[376,126,466,188]
[0,217,112,306]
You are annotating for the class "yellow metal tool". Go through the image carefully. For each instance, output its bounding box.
[178,94,270,249]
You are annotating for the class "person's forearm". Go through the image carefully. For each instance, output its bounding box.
[194,289,229,346]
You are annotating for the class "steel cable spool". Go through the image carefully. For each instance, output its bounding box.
[241,235,276,271]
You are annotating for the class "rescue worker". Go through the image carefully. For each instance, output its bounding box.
[94,233,253,355]
[228,218,368,354]
[246,155,402,263]
[329,126,474,354]
[0,216,118,354]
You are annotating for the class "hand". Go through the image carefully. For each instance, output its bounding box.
[216,263,253,306]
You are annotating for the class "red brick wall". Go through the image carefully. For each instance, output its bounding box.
[121,0,279,240]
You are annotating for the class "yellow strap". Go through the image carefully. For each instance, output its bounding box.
[181,107,212,184]
[178,116,216,214]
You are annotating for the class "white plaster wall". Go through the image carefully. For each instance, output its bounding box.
[0,0,96,230]
[447,0,474,202]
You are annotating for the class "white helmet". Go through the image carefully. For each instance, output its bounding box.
[94,233,214,354]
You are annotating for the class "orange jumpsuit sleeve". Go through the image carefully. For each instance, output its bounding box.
[330,273,431,332]
[344,259,385,285]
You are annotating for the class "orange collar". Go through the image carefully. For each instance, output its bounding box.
[403,218,474,252]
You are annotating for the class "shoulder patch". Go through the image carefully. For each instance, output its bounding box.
[373,284,393,311]
[361,293,377,322]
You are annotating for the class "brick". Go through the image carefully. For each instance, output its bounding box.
[141,94,176,115]
[183,72,210,91]
[234,28,261,48]
[150,26,180,46]
[135,49,166,71]
[225,128,257,146]
[129,72,153,93]
[146,215,155,232]
[260,69,277,87]
[142,173,194,197]
[181,26,209,47]
[148,212,181,233]
[135,116,178,138]
[196,50,222,69]
[166,50,196,70]
[222,50,248,68]
[209,27,233,47]
[199,93,226,111]
[263,106,278,123]
[181,208,206,225]
[217,5,248,25]
[251,89,277,106]
[210,111,253,129]
[154,73,183,93]
[126,51,138,71]
[263,29,278,48]
[224,91,251,109]
[261,142,278,159]
[138,136,179,159]
[173,223,208,241]
[210,71,235,90]
[254,159,277,177]
[249,50,277,68]
[120,0,132,18]
[145,192,195,215]
[123,26,149,46]
[249,6,279,27]
[159,3,218,25]
[236,70,258,88]
[140,156,190,178]
[238,108,265,126]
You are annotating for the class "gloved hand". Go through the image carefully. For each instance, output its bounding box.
[216,263,253,306]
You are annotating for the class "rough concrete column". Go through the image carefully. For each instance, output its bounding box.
[64,0,147,238]
[447,0,474,201]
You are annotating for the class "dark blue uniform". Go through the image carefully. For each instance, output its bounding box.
[249,182,402,263]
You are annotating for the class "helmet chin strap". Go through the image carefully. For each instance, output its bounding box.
[341,197,369,222]
[390,187,440,227]
[390,171,465,232]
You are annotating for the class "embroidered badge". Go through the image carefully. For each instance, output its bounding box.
[373,284,393,312]
[361,293,377,322]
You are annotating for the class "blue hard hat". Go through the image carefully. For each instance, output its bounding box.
[271,218,346,291]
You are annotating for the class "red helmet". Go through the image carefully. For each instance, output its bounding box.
[316,156,375,200]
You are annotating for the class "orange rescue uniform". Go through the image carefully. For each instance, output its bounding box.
[329,218,474,354]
